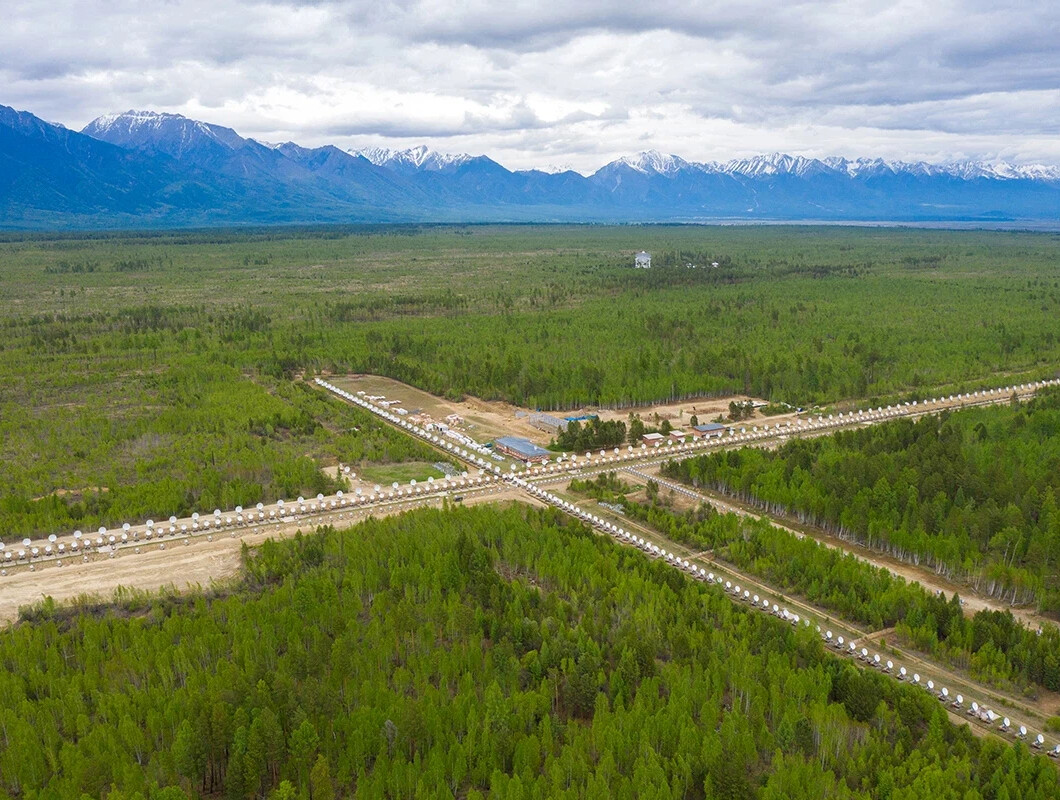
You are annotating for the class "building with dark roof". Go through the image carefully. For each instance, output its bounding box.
[692,422,729,438]
[494,436,552,463]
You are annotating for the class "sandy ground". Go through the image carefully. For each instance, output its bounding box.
[0,486,521,627]
[328,373,783,450]
[592,396,793,429]
[1,535,247,624]
[331,374,528,444]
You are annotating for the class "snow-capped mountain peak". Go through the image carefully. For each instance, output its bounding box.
[538,162,576,175]
[592,149,1060,188]
[994,162,1060,181]
[354,146,397,165]
[719,153,830,178]
[8,100,1060,226]
[87,109,176,130]
[87,110,186,137]
[352,145,473,173]
[674,152,1060,182]
[82,110,246,155]
[617,150,691,175]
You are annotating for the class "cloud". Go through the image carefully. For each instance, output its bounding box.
[1,0,1058,172]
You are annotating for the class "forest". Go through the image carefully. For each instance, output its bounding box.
[551,418,628,452]
[662,388,1060,610]
[3,224,1059,537]
[579,473,1060,696]
[2,504,1057,799]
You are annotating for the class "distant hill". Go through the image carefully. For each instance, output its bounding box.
[1,104,1058,228]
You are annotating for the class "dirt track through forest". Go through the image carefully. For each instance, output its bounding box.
[635,464,1056,632]
[0,488,524,626]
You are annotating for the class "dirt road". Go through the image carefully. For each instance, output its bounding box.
[635,465,1055,632]
[550,485,1060,743]
[0,487,523,627]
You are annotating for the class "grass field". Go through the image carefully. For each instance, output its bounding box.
[357,461,446,485]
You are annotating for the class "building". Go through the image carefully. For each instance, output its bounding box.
[634,251,652,269]
[445,429,475,447]
[692,422,729,439]
[642,432,665,446]
[494,436,552,463]
[669,430,689,443]
[529,413,568,434]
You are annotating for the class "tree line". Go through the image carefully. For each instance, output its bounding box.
[662,388,1060,610]
[551,418,628,452]
[640,456,1060,694]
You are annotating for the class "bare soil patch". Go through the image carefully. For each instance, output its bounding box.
[0,488,527,628]
[328,374,787,450]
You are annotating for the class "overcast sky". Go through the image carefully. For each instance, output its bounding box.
[3,0,1059,172]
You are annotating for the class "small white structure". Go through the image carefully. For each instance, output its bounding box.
[634,251,652,269]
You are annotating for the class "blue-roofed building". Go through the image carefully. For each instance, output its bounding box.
[494,436,552,463]
[692,422,729,439]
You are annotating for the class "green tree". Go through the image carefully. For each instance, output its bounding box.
[172,719,203,791]
[309,754,334,800]
[628,415,646,444]
[288,720,320,788]
[268,781,297,800]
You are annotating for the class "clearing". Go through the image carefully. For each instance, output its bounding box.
[357,461,446,485]
[0,488,527,626]
[329,373,782,450]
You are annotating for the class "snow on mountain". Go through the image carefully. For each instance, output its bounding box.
[81,111,1060,184]
[615,150,693,175]
[353,145,473,172]
[675,152,1060,182]
[995,163,1060,181]
[937,161,1060,181]
[17,103,1053,225]
[537,163,577,175]
[716,153,833,178]
[354,146,396,165]
[82,110,246,156]
[84,110,156,132]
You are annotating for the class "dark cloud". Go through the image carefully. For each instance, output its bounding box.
[0,0,1057,171]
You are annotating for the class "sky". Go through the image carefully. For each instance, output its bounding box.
[3,0,1059,173]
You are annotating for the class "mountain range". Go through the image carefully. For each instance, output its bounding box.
[2,104,1058,229]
